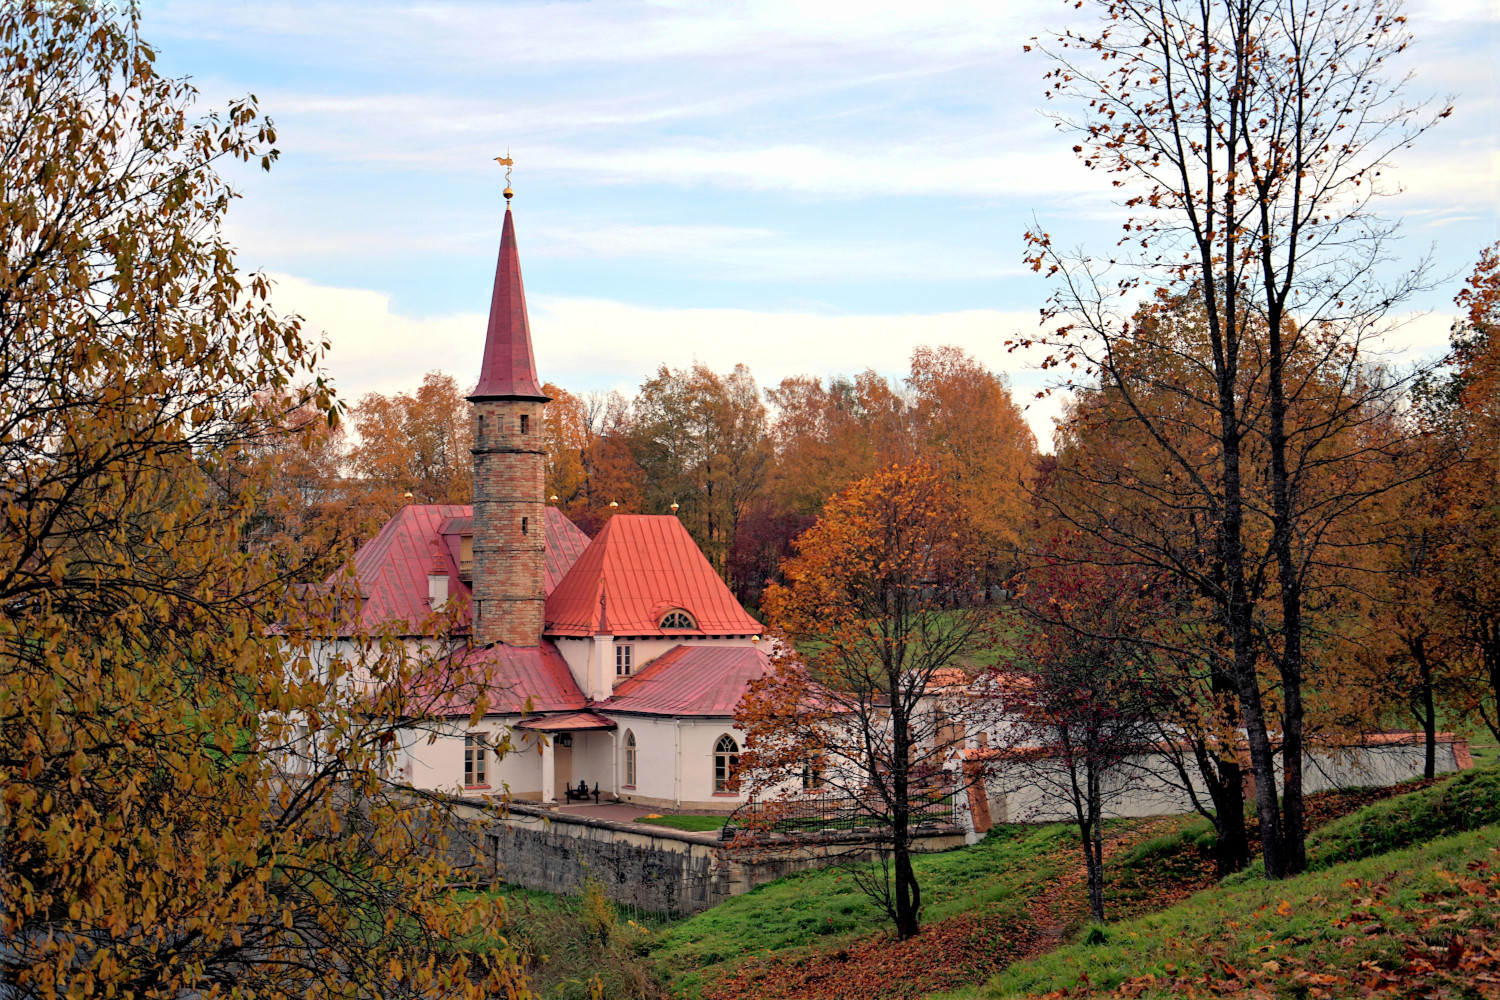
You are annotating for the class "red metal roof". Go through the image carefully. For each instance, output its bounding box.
[470,207,549,401]
[543,507,591,594]
[422,641,587,717]
[600,644,770,717]
[334,504,589,634]
[544,515,764,637]
[515,710,618,732]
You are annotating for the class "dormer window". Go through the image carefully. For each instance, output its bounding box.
[659,609,696,630]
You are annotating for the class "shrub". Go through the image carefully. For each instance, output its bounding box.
[1307,767,1500,869]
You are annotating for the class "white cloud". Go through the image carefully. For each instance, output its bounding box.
[267,272,1064,439]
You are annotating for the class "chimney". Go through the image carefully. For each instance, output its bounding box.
[428,552,449,612]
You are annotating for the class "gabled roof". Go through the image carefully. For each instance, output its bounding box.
[600,644,770,717]
[470,206,549,402]
[333,504,590,635]
[543,515,763,637]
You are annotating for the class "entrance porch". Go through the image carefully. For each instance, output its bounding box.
[515,710,617,804]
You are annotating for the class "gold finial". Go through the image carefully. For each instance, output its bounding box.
[495,149,514,205]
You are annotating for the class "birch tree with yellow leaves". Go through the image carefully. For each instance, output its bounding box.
[0,5,526,997]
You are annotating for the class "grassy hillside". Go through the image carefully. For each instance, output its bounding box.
[653,815,1222,999]
[964,766,1500,1000]
[652,824,1076,998]
[970,825,1500,999]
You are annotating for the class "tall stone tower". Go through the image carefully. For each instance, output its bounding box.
[468,196,550,647]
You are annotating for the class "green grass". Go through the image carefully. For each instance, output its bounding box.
[634,813,729,833]
[1303,764,1500,869]
[933,769,1500,1000]
[652,824,1076,996]
[962,824,1500,999]
[1470,743,1499,768]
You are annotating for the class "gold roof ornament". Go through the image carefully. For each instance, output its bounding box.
[495,150,514,203]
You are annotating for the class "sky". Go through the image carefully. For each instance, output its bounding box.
[141,0,1499,446]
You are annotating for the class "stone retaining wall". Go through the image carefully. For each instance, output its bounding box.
[441,797,964,915]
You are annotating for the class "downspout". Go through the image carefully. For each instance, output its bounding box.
[675,719,682,808]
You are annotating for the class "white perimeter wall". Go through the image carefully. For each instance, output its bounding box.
[961,742,1466,835]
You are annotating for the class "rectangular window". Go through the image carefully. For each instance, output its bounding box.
[464,733,488,787]
[520,414,530,434]
[521,516,528,535]
[615,644,633,676]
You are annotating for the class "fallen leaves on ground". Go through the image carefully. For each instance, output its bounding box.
[703,818,1215,1000]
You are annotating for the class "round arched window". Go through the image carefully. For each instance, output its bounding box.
[713,734,740,794]
[624,730,637,788]
[659,609,696,630]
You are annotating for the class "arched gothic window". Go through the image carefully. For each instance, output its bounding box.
[659,609,696,630]
[713,734,740,794]
[623,730,637,788]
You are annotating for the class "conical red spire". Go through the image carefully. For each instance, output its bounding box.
[470,206,550,401]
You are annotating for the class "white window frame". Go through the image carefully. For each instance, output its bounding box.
[623,729,637,788]
[464,732,488,787]
[615,643,633,676]
[714,734,740,794]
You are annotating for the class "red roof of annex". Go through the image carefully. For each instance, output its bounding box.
[543,514,764,637]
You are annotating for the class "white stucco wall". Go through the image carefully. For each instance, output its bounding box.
[607,716,748,810]
[959,742,1466,837]
[397,712,749,810]
[399,714,550,798]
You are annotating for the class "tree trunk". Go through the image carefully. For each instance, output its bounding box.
[1208,655,1251,875]
[1218,386,1286,879]
[1085,764,1106,924]
[891,702,921,939]
[1414,640,1437,780]
[1207,758,1250,877]
[893,835,920,940]
[1267,310,1307,877]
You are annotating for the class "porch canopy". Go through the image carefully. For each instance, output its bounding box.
[514,710,617,733]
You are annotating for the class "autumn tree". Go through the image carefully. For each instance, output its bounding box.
[631,362,771,584]
[0,7,522,996]
[348,370,474,510]
[737,463,1002,940]
[1420,243,1500,744]
[1022,0,1448,877]
[1005,555,1160,923]
[767,370,911,516]
[224,387,394,583]
[907,346,1036,580]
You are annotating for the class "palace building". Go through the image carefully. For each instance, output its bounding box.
[332,195,769,809]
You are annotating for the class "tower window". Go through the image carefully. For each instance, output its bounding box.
[477,414,484,440]
[521,516,528,535]
[615,644,633,676]
[520,414,530,434]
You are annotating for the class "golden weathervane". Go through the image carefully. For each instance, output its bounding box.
[495,150,514,203]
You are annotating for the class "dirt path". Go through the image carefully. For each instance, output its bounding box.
[701,817,1207,1000]
[1026,817,1186,942]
